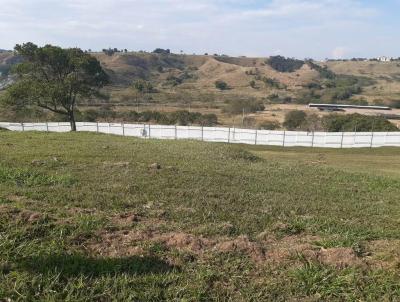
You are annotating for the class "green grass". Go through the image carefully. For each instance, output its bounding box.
[1,131,400,301]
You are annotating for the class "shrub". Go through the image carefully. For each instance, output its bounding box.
[153,48,170,55]
[223,99,265,114]
[258,120,281,130]
[132,79,154,93]
[262,77,285,89]
[267,56,304,73]
[283,110,307,130]
[249,80,256,89]
[322,114,398,132]
[389,100,400,109]
[215,80,229,90]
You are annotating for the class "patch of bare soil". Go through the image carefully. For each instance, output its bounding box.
[314,247,362,268]
[0,205,44,223]
[111,212,141,227]
[214,235,266,262]
[82,217,398,269]
[263,235,319,264]
[85,229,148,257]
[86,228,266,262]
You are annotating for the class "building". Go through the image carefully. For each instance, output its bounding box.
[377,56,392,62]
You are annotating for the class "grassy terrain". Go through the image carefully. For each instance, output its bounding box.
[1,131,400,301]
[252,146,400,178]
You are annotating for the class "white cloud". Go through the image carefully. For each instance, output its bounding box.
[0,0,398,59]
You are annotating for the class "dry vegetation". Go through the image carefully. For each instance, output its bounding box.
[2,51,400,128]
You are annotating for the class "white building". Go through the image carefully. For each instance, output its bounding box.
[377,56,392,62]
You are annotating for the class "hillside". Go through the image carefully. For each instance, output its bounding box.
[1,131,400,300]
[2,51,400,128]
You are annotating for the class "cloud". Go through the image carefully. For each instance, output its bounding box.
[0,0,398,59]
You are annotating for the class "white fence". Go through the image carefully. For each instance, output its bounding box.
[1,122,400,148]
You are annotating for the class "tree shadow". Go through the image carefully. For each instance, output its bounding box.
[18,253,176,277]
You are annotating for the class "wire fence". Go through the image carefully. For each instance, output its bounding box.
[1,121,400,148]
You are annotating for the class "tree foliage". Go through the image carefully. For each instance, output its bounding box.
[2,43,109,130]
[215,80,229,90]
[322,114,398,132]
[132,79,154,93]
[267,56,305,73]
[283,110,307,130]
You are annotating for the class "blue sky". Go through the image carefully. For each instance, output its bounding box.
[0,0,399,59]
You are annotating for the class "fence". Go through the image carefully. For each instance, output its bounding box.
[1,122,400,148]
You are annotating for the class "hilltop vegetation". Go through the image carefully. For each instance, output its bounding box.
[2,49,400,129]
[1,131,400,300]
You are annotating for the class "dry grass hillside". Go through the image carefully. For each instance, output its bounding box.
[1,51,400,128]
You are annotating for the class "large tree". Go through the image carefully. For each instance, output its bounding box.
[2,43,109,131]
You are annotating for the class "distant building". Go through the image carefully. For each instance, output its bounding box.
[376,56,392,62]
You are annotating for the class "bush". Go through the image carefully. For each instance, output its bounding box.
[153,48,170,55]
[322,114,398,132]
[258,120,281,130]
[223,99,265,114]
[283,110,307,130]
[132,79,154,93]
[267,56,304,73]
[262,77,286,89]
[215,80,229,90]
[389,100,400,109]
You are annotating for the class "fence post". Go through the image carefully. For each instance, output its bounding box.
[122,123,125,136]
[228,127,231,143]
[233,127,236,141]
[282,131,286,147]
[21,123,24,131]
[175,125,177,140]
[46,122,49,132]
[201,126,204,141]
[96,122,99,133]
[340,132,344,148]
[148,124,151,138]
[311,131,315,147]
[370,132,374,148]
[254,130,258,145]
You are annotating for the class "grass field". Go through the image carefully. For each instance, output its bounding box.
[1,131,400,301]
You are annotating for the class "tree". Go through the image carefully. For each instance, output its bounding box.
[2,43,109,131]
[132,79,154,93]
[215,80,228,90]
[267,56,304,73]
[283,110,307,130]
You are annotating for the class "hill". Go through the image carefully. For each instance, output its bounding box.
[2,51,400,128]
[1,131,400,300]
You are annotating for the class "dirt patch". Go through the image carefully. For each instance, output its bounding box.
[264,235,319,264]
[0,205,44,223]
[85,229,150,257]
[214,235,266,262]
[86,228,265,262]
[149,163,161,170]
[158,232,213,253]
[111,212,141,227]
[315,247,362,268]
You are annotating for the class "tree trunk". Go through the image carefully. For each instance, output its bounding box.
[69,111,77,131]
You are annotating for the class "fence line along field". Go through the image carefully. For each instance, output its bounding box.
[1,130,400,301]
[1,121,400,148]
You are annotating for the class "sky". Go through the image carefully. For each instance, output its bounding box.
[0,0,399,59]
